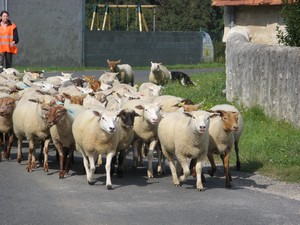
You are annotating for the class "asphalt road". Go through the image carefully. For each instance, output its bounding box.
[0,68,300,225]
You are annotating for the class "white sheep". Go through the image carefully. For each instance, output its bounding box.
[152,95,185,113]
[121,99,162,178]
[210,104,244,171]
[12,91,56,172]
[72,108,120,189]
[107,59,134,86]
[158,110,213,191]
[138,82,162,97]
[206,106,241,188]
[149,62,170,86]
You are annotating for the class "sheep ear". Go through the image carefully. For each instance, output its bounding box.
[107,59,110,63]
[183,112,193,118]
[135,105,144,110]
[28,98,40,104]
[35,90,47,95]
[134,111,141,117]
[116,59,121,64]
[207,110,220,118]
[93,111,102,117]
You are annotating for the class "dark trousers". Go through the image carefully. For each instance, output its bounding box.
[0,52,13,68]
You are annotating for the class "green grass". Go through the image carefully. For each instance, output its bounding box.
[165,71,300,183]
[15,62,224,73]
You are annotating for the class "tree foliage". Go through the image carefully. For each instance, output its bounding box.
[86,0,224,41]
[276,0,300,46]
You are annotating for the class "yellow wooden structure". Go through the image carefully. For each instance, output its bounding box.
[90,4,159,32]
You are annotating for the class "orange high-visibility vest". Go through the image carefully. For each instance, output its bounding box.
[0,23,18,54]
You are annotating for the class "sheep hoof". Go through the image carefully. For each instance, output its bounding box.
[88,181,94,185]
[174,183,181,187]
[17,157,22,164]
[106,185,113,190]
[208,168,216,177]
[197,188,204,192]
[59,173,64,179]
[147,170,154,178]
[226,183,232,188]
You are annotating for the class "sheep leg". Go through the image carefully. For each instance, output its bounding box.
[82,154,93,184]
[147,140,157,178]
[26,140,36,172]
[177,155,190,183]
[96,154,103,167]
[195,152,207,191]
[64,145,75,175]
[138,142,146,166]
[88,154,96,184]
[4,132,14,160]
[234,140,241,171]
[105,151,115,190]
[17,138,23,164]
[156,142,164,176]
[162,148,180,186]
[55,142,65,179]
[43,139,51,172]
[207,153,217,177]
[132,140,141,169]
[223,147,232,188]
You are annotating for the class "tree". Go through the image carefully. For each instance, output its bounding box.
[276,0,300,46]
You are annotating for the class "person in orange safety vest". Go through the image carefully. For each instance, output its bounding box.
[0,10,19,69]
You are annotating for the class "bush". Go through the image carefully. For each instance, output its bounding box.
[213,41,226,63]
[276,0,300,46]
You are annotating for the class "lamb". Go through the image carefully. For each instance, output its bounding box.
[157,110,213,191]
[72,108,120,189]
[12,91,56,172]
[111,108,140,177]
[121,99,162,178]
[0,96,16,160]
[149,62,170,86]
[107,59,134,86]
[44,102,86,178]
[206,106,240,188]
[210,104,244,171]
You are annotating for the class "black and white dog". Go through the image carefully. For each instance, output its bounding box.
[169,71,196,86]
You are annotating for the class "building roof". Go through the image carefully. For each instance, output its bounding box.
[212,0,283,6]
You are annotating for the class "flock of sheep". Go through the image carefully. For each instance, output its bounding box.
[0,60,244,191]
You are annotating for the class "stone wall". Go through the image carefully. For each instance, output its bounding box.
[226,32,300,127]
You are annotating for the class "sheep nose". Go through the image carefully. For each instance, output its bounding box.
[200,126,206,130]
[233,125,239,131]
[109,127,115,132]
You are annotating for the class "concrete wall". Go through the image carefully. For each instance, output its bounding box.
[223,5,284,45]
[226,32,300,127]
[85,31,203,67]
[7,0,84,67]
